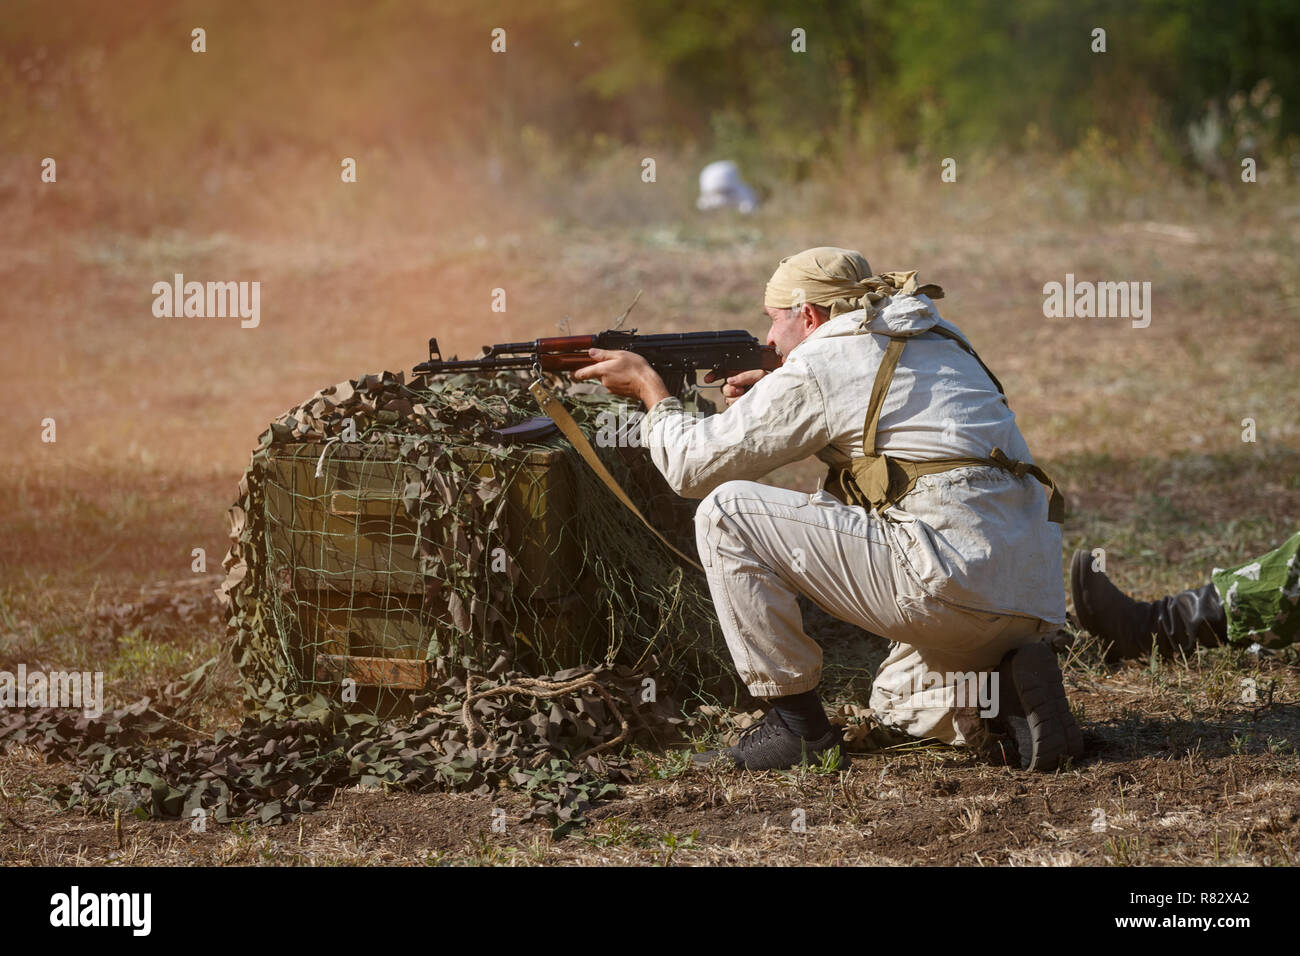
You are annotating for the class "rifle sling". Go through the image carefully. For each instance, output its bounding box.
[528,379,706,573]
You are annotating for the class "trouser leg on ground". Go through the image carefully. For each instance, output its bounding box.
[694,480,1050,745]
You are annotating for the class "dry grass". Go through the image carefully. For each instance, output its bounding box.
[2,141,1299,864]
[5,643,1298,866]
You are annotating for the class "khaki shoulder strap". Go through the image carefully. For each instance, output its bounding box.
[860,335,908,456]
[837,333,907,509]
[927,326,1007,399]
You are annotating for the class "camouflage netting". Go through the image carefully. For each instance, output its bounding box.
[0,661,687,828]
[219,368,742,715]
[0,369,891,831]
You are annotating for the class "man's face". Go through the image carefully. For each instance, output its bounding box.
[764,304,820,360]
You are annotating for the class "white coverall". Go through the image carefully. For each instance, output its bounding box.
[638,294,1066,744]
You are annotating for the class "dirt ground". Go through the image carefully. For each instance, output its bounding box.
[3,638,1298,866]
[3,157,1299,865]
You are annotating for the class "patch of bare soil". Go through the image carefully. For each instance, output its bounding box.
[4,647,1296,866]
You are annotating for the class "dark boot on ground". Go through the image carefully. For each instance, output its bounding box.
[990,641,1084,771]
[1070,550,1227,662]
[1149,583,1227,657]
[691,707,847,772]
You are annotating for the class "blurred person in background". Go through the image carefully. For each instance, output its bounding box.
[697,160,760,214]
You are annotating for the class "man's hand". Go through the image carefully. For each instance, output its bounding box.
[703,368,767,406]
[571,348,672,408]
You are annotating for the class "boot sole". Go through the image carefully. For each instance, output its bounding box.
[1069,550,1095,634]
[689,736,849,772]
[1001,641,1084,771]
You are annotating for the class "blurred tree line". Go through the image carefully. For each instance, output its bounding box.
[4,0,1297,179]
[538,0,1300,175]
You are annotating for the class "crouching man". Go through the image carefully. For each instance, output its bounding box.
[574,247,1083,771]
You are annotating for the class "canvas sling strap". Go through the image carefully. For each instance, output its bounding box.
[826,327,1065,524]
[529,378,707,573]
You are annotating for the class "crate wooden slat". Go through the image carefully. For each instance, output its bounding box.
[313,654,430,689]
[263,440,587,688]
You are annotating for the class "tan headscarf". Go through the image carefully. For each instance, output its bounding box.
[764,246,943,318]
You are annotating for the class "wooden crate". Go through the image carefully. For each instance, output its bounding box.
[263,441,583,689]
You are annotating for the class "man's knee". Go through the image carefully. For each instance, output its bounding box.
[694,480,766,565]
[695,479,763,519]
[694,479,763,533]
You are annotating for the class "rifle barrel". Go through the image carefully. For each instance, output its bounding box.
[414,329,778,381]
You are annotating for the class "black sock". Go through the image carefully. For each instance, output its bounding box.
[770,689,831,739]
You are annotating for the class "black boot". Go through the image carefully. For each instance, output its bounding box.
[1070,550,1227,663]
[1150,584,1227,656]
[690,708,847,771]
[991,641,1084,771]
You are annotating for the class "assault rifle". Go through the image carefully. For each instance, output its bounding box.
[413,329,781,397]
